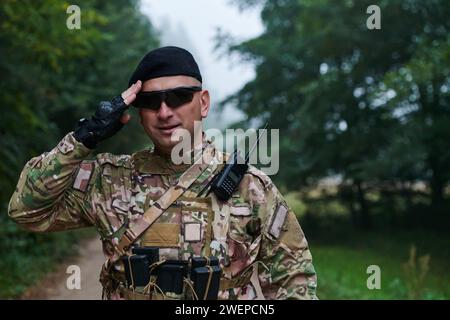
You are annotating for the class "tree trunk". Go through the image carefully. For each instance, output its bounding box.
[355,180,371,229]
[338,184,359,227]
[382,187,396,228]
[430,171,445,207]
[419,83,447,208]
[349,198,359,227]
[428,151,446,207]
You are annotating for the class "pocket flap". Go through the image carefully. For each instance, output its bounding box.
[142,223,180,247]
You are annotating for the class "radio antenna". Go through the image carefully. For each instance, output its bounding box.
[244,122,268,164]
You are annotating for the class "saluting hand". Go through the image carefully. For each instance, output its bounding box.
[73,81,142,149]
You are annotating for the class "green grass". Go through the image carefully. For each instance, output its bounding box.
[284,191,450,299]
[309,230,450,299]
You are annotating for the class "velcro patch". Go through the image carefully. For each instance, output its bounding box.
[57,138,75,155]
[184,222,202,242]
[142,223,180,247]
[268,204,288,239]
[73,162,94,192]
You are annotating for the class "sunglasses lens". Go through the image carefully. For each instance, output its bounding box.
[133,87,200,110]
[165,89,195,108]
[134,94,162,110]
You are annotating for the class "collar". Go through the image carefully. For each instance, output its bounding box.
[132,136,221,175]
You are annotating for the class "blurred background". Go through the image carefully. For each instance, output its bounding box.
[0,0,449,299]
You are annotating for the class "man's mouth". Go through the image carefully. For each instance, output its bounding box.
[157,124,182,135]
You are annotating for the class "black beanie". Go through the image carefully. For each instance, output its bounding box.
[128,46,202,87]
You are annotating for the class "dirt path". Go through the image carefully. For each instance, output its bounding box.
[21,237,105,300]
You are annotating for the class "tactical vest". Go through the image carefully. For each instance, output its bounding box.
[100,147,265,300]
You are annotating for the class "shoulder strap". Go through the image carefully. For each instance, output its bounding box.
[115,144,218,256]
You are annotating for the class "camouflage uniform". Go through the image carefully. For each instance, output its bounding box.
[8,132,318,300]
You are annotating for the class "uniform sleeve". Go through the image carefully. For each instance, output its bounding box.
[8,132,98,232]
[246,170,318,300]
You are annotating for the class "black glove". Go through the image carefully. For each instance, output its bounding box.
[73,95,127,149]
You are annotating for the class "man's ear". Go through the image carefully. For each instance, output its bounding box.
[199,90,210,118]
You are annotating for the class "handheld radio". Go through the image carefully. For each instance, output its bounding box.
[205,124,268,201]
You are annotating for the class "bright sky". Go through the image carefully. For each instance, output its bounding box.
[139,0,264,129]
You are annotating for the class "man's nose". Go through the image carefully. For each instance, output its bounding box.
[157,101,174,120]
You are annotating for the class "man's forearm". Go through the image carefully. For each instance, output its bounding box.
[8,132,94,231]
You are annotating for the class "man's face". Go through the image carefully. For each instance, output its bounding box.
[138,75,210,155]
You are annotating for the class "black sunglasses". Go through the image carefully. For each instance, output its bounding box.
[132,86,202,110]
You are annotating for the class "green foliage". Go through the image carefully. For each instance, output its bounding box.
[222,0,450,226]
[0,0,159,206]
[284,192,307,218]
[0,0,159,298]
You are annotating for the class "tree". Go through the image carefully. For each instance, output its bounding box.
[0,0,159,208]
[0,1,160,286]
[221,0,449,227]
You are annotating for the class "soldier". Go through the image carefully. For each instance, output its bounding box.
[8,46,317,300]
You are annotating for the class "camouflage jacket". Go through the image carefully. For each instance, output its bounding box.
[8,132,318,300]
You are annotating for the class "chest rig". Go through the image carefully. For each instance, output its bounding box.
[104,143,256,300]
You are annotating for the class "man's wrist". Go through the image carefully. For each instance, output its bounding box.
[68,131,96,153]
[73,123,97,149]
